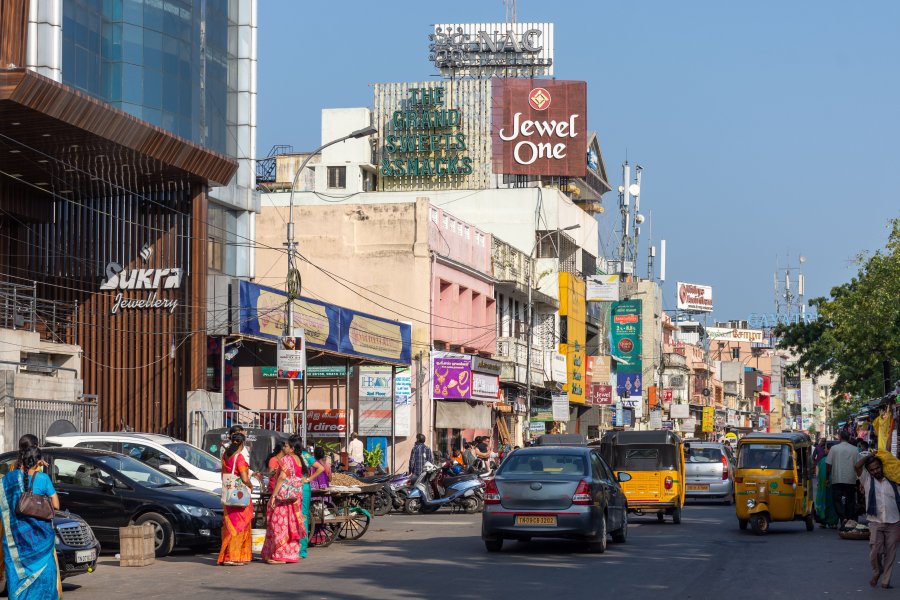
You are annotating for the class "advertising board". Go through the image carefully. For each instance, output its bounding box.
[676,282,713,313]
[492,79,587,177]
[276,328,306,380]
[586,274,620,302]
[430,23,554,77]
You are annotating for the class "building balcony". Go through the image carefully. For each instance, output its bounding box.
[663,352,688,370]
[495,336,545,387]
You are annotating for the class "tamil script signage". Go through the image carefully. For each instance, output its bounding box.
[676,282,713,313]
[706,327,764,344]
[260,366,353,379]
[432,352,473,400]
[306,409,348,438]
[430,22,554,77]
[239,281,411,365]
[492,79,587,177]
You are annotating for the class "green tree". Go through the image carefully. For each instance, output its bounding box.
[776,218,900,421]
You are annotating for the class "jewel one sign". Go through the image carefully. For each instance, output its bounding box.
[492,79,587,177]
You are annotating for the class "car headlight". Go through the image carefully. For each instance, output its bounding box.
[175,504,214,518]
[746,498,757,508]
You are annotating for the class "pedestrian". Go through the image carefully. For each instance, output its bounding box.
[347,432,364,474]
[0,441,61,599]
[826,430,860,529]
[218,432,254,566]
[298,445,316,558]
[472,436,492,473]
[855,454,900,589]
[307,446,331,545]
[262,434,307,564]
[857,439,872,458]
[409,433,434,476]
[814,442,839,528]
[812,437,827,465]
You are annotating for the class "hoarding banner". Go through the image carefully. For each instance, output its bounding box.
[359,365,393,397]
[306,409,348,438]
[239,281,411,365]
[492,79,587,177]
[676,282,713,313]
[588,383,613,406]
[702,406,715,433]
[472,372,500,401]
[706,327,764,344]
[616,372,643,399]
[359,399,392,436]
[559,273,586,404]
[276,328,305,380]
[611,300,642,373]
[800,380,815,415]
[432,353,472,399]
[586,275,620,302]
[430,23,554,77]
[670,404,690,419]
[551,393,570,421]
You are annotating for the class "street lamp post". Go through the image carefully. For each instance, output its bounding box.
[284,125,377,441]
[524,224,580,440]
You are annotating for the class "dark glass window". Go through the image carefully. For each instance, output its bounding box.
[328,167,347,189]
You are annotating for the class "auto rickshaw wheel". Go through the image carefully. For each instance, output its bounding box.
[738,518,748,530]
[805,513,815,532]
[671,505,682,524]
[750,513,769,535]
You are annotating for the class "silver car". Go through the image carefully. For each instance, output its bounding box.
[684,442,734,504]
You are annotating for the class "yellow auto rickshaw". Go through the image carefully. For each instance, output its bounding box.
[734,432,814,535]
[595,431,686,523]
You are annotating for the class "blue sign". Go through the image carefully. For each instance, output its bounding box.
[616,372,643,398]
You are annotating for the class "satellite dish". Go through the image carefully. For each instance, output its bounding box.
[635,214,645,224]
[46,419,77,437]
[617,185,625,194]
[628,184,640,196]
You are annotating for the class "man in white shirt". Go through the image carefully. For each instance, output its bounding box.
[856,454,900,589]
[348,432,365,473]
[826,430,860,527]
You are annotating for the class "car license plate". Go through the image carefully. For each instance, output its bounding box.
[75,549,96,563]
[687,484,709,491]
[516,515,556,526]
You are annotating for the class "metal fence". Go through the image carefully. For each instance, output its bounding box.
[0,280,78,344]
[14,397,99,445]
[188,408,294,446]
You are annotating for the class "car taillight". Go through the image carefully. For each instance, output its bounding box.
[664,476,673,490]
[572,480,592,505]
[783,477,795,485]
[722,455,729,481]
[735,476,743,484]
[484,479,501,505]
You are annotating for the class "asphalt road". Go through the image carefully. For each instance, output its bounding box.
[65,502,893,599]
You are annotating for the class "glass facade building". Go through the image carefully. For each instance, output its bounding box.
[62,0,231,156]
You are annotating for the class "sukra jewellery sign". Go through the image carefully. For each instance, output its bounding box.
[100,260,182,315]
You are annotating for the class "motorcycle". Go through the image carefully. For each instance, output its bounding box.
[404,461,484,515]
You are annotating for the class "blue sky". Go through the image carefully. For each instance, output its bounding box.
[258,0,900,322]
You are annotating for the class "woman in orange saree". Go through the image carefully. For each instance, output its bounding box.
[218,432,254,566]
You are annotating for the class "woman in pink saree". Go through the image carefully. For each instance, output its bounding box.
[262,434,307,564]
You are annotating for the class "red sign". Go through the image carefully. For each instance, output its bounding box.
[589,384,613,405]
[306,409,347,438]
[663,388,673,402]
[492,79,587,177]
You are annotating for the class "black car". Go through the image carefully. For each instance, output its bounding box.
[0,510,101,594]
[482,446,630,553]
[0,448,223,557]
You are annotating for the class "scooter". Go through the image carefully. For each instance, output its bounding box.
[404,462,484,515]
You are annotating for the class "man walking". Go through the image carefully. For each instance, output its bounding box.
[855,454,900,589]
[827,430,859,528]
[347,432,364,473]
[408,434,434,477]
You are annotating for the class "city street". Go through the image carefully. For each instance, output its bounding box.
[66,503,890,599]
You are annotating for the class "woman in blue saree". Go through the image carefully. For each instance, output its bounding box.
[0,445,61,599]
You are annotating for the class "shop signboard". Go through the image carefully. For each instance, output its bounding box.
[393,368,412,438]
[683,417,698,432]
[610,300,642,374]
[430,23,554,77]
[529,421,547,433]
[432,353,473,399]
[551,393,570,421]
[702,406,715,433]
[663,388,674,402]
[616,372,642,399]
[492,79,587,177]
[670,403,690,419]
[261,366,353,379]
[239,281,411,365]
[588,383,613,406]
[545,351,567,384]
[706,326,764,344]
[586,275,620,302]
[800,380,815,416]
[306,409,349,438]
[676,282,714,313]
[472,372,500,401]
[662,420,674,431]
[276,328,306,380]
[649,410,663,430]
[99,247,183,315]
[558,273,586,404]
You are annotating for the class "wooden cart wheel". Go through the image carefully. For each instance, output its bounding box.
[337,508,371,541]
[308,499,341,547]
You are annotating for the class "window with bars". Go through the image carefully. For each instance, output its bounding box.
[327,166,346,189]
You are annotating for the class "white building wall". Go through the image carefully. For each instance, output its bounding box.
[26,0,62,80]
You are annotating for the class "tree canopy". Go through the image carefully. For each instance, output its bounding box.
[776,218,900,413]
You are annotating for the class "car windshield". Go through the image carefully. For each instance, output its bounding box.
[686,446,723,463]
[93,454,183,488]
[164,442,220,473]
[738,443,793,470]
[499,452,588,477]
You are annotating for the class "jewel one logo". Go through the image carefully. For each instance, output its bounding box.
[528,87,551,110]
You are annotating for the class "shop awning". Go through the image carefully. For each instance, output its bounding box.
[435,400,492,429]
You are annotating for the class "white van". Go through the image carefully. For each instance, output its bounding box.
[45,432,223,494]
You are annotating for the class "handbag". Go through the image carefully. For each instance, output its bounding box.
[16,472,54,521]
[275,456,304,503]
[221,455,251,507]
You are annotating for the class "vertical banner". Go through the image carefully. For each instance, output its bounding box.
[358,366,394,436]
[611,300,642,398]
[702,406,715,433]
[552,393,570,421]
[277,328,306,379]
[394,368,412,437]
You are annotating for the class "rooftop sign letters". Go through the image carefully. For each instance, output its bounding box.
[100,256,182,315]
[380,86,473,180]
[430,23,554,77]
[492,79,587,177]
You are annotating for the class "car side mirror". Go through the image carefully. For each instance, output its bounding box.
[159,464,177,476]
[98,476,116,492]
[617,472,632,483]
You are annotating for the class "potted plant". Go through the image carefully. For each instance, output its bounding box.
[363,445,384,476]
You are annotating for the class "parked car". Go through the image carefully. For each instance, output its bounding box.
[481,446,629,553]
[0,448,223,557]
[45,432,223,494]
[0,509,100,594]
[684,442,735,504]
[200,427,289,475]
